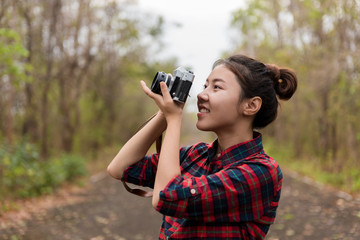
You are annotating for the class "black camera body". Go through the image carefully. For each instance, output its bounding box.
[150,66,195,103]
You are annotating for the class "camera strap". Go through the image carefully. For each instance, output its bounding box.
[121,113,162,198]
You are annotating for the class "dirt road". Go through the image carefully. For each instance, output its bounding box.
[1,170,359,240]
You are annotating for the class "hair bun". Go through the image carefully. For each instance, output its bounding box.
[266,64,280,81]
[266,64,297,100]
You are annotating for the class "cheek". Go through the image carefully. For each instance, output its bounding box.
[212,98,241,121]
[216,94,241,114]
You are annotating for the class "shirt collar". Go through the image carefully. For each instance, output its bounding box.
[209,131,263,166]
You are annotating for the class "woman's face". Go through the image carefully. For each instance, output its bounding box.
[196,64,244,133]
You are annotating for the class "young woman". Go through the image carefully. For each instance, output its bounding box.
[107,54,297,239]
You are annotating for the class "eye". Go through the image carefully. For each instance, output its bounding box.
[214,85,222,89]
[203,84,208,89]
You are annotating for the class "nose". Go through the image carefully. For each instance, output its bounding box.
[197,89,208,102]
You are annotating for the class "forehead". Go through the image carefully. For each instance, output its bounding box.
[207,65,238,85]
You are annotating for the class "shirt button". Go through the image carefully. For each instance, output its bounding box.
[217,152,221,157]
[190,188,196,195]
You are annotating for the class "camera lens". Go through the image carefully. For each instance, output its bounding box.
[150,71,172,95]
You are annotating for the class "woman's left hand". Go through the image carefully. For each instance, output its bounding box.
[140,81,184,122]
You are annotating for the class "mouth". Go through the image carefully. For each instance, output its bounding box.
[198,105,210,113]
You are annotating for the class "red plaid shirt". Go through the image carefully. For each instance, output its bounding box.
[122,132,282,239]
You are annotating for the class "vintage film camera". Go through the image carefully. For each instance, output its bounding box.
[150,66,195,103]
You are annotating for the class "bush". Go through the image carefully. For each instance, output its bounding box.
[0,140,87,199]
[60,154,87,181]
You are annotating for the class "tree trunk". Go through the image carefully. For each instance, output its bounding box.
[21,6,39,142]
[40,0,61,158]
[6,78,14,145]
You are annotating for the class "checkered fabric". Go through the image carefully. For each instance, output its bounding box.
[122,132,282,239]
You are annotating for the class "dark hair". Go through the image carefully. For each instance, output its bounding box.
[213,54,297,129]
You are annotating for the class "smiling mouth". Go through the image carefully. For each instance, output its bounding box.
[198,108,210,113]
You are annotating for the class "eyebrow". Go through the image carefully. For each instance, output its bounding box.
[206,78,226,84]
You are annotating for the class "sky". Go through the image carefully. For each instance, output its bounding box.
[136,0,244,109]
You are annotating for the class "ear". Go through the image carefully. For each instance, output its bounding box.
[242,97,262,116]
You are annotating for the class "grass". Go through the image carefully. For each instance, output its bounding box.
[263,138,360,195]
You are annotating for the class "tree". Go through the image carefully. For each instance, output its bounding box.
[0,0,177,158]
[230,0,360,167]
[0,28,32,145]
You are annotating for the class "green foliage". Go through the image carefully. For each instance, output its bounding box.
[59,154,88,181]
[264,137,360,193]
[0,140,87,199]
[230,0,360,194]
[350,168,360,192]
[0,1,179,211]
[0,0,180,154]
[0,28,32,87]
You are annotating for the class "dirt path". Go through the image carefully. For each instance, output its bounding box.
[1,170,359,240]
[267,171,360,240]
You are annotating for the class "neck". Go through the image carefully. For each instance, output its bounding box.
[215,126,253,152]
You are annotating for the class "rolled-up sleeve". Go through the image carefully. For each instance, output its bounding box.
[121,154,159,188]
[155,160,281,223]
[121,145,192,188]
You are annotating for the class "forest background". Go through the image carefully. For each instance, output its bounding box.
[1,0,359,210]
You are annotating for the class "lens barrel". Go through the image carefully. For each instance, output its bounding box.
[150,71,171,95]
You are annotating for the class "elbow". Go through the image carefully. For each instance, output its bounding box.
[152,196,159,209]
[107,163,123,180]
[152,190,160,209]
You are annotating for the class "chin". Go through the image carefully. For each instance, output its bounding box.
[196,122,212,131]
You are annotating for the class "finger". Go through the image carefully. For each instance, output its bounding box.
[141,80,164,107]
[160,82,172,102]
[140,80,155,98]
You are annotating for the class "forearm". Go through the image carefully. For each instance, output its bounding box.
[152,117,182,208]
[107,112,167,179]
